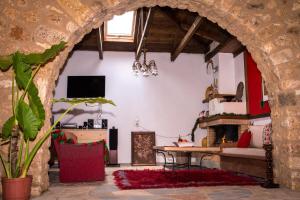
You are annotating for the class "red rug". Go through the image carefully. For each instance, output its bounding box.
[113,169,260,190]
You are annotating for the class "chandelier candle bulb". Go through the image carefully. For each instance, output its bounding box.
[132,49,158,77]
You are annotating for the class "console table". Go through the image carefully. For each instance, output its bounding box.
[153,146,220,170]
[61,129,107,143]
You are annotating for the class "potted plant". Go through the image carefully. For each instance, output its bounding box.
[0,42,115,200]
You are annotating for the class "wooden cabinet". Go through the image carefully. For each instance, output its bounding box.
[131,132,156,166]
[61,129,107,143]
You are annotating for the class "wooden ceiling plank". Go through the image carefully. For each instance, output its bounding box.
[180,23,227,43]
[136,8,153,60]
[204,37,236,62]
[96,24,104,60]
[159,8,208,55]
[171,16,204,61]
[160,7,230,44]
[159,7,184,32]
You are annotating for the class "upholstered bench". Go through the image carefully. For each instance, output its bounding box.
[219,125,268,178]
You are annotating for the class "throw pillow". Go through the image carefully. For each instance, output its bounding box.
[249,125,264,148]
[237,130,252,148]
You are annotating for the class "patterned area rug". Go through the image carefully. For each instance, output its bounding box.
[113,169,260,190]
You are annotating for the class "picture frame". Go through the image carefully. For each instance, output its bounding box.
[131,131,156,166]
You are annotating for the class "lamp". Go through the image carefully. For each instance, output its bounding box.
[132,49,158,77]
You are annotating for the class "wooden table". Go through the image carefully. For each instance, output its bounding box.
[153,146,220,170]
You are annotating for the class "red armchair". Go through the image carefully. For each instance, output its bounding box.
[54,140,105,182]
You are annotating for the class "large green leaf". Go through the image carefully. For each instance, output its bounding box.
[53,97,116,106]
[23,41,66,65]
[0,55,13,71]
[16,100,40,140]
[28,92,45,129]
[1,117,15,139]
[12,53,32,90]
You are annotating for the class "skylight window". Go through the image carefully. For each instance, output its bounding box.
[104,11,136,42]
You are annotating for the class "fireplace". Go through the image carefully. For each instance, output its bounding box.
[198,115,249,147]
[213,125,238,145]
[206,124,248,147]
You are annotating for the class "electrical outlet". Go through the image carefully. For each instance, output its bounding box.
[135,118,139,127]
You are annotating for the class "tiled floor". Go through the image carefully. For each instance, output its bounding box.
[33,166,300,200]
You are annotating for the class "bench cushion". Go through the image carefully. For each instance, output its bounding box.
[222,147,265,157]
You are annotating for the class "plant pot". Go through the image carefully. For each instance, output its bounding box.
[1,176,32,200]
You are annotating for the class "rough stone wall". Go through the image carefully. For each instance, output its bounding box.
[0,0,299,194]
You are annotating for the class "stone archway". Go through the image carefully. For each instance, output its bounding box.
[0,0,299,194]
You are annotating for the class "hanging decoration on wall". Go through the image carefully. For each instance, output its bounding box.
[206,59,218,90]
[132,49,158,77]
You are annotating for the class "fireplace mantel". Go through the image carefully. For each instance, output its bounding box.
[199,115,249,128]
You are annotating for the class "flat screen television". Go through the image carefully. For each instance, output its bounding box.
[67,76,105,98]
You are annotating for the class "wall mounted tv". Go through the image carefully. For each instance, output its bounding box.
[67,76,105,98]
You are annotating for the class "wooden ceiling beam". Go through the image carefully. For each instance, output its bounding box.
[180,23,228,43]
[159,8,208,57]
[233,45,246,57]
[96,24,104,60]
[204,37,236,62]
[136,8,153,60]
[171,16,204,61]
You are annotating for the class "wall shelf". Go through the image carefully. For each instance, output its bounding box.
[202,94,235,103]
[199,115,249,128]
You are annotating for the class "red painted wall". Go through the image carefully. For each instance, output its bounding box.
[246,52,271,116]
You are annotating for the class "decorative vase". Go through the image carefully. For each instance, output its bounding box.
[1,176,32,200]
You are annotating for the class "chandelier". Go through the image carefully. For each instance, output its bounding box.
[132,49,158,77]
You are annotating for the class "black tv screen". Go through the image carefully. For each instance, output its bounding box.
[67,76,105,98]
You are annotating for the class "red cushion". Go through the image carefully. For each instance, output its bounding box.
[237,130,252,148]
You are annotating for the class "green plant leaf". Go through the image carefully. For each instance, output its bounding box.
[0,55,13,71]
[53,97,116,106]
[23,41,66,65]
[16,100,40,140]
[1,117,15,139]
[12,53,32,90]
[28,91,45,129]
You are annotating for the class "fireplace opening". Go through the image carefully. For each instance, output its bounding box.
[213,125,238,145]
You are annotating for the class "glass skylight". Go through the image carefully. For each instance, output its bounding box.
[105,11,135,41]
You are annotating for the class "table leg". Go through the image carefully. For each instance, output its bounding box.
[187,152,192,169]
[167,152,175,170]
[156,150,175,170]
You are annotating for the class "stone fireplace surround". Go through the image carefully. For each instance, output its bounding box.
[0,0,299,195]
